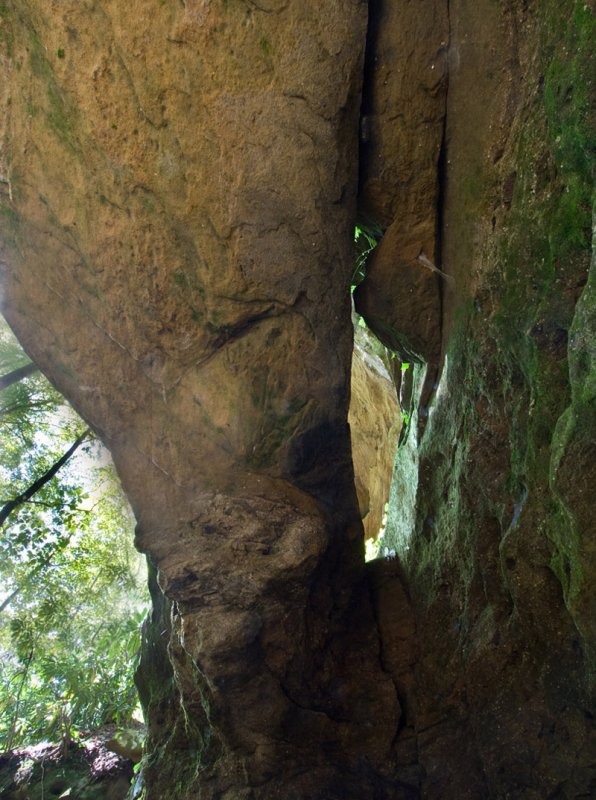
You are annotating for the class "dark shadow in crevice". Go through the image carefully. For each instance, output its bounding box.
[357,0,384,204]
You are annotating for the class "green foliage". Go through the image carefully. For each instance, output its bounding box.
[543,0,595,255]
[0,318,147,751]
[352,224,383,289]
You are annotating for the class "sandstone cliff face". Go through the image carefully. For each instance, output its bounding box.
[355,0,448,369]
[369,0,596,796]
[1,0,595,798]
[350,328,401,540]
[0,2,401,797]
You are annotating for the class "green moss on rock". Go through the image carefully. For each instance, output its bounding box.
[383,0,595,689]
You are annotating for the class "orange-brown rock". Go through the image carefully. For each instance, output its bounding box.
[355,0,449,369]
[0,2,401,797]
[350,334,401,539]
[354,222,442,364]
[359,0,449,230]
[1,0,595,798]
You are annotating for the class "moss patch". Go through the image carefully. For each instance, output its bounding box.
[383,0,595,684]
[27,26,78,149]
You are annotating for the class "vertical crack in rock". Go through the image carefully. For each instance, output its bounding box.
[2,1,594,798]
[435,0,452,375]
[381,1,596,797]
[354,0,450,405]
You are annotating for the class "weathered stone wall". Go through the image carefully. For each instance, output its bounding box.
[1,0,594,797]
[355,0,448,369]
[0,2,402,798]
[350,328,402,540]
[369,0,596,796]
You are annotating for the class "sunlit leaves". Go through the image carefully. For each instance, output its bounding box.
[352,223,383,287]
[0,318,147,750]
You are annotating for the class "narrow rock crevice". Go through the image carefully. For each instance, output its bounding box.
[434,0,451,374]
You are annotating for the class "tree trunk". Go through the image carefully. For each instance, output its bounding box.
[0,361,37,391]
[0,429,90,529]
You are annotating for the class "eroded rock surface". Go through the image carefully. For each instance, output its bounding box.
[0,2,401,798]
[354,224,443,364]
[1,0,595,798]
[377,0,596,797]
[350,332,401,540]
[355,0,449,368]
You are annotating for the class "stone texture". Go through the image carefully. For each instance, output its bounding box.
[1,0,595,797]
[358,0,449,230]
[378,0,596,797]
[354,223,442,364]
[349,333,401,539]
[368,558,421,793]
[0,738,133,800]
[355,0,449,370]
[0,2,401,797]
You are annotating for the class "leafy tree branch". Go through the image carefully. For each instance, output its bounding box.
[0,317,146,749]
[0,362,38,391]
[0,429,92,528]
[0,543,70,614]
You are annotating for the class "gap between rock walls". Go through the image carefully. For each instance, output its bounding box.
[349,0,453,560]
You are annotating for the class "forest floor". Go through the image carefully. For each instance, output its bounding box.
[0,725,140,799]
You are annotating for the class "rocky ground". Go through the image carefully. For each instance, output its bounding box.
[0,728,137,800]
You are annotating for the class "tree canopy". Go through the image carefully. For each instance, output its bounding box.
[0,317,147,751]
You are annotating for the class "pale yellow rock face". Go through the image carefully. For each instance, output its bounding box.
[350,341,401,540]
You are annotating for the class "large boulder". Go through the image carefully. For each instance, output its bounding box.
[0,2,401,797]
[374,0,596,797]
